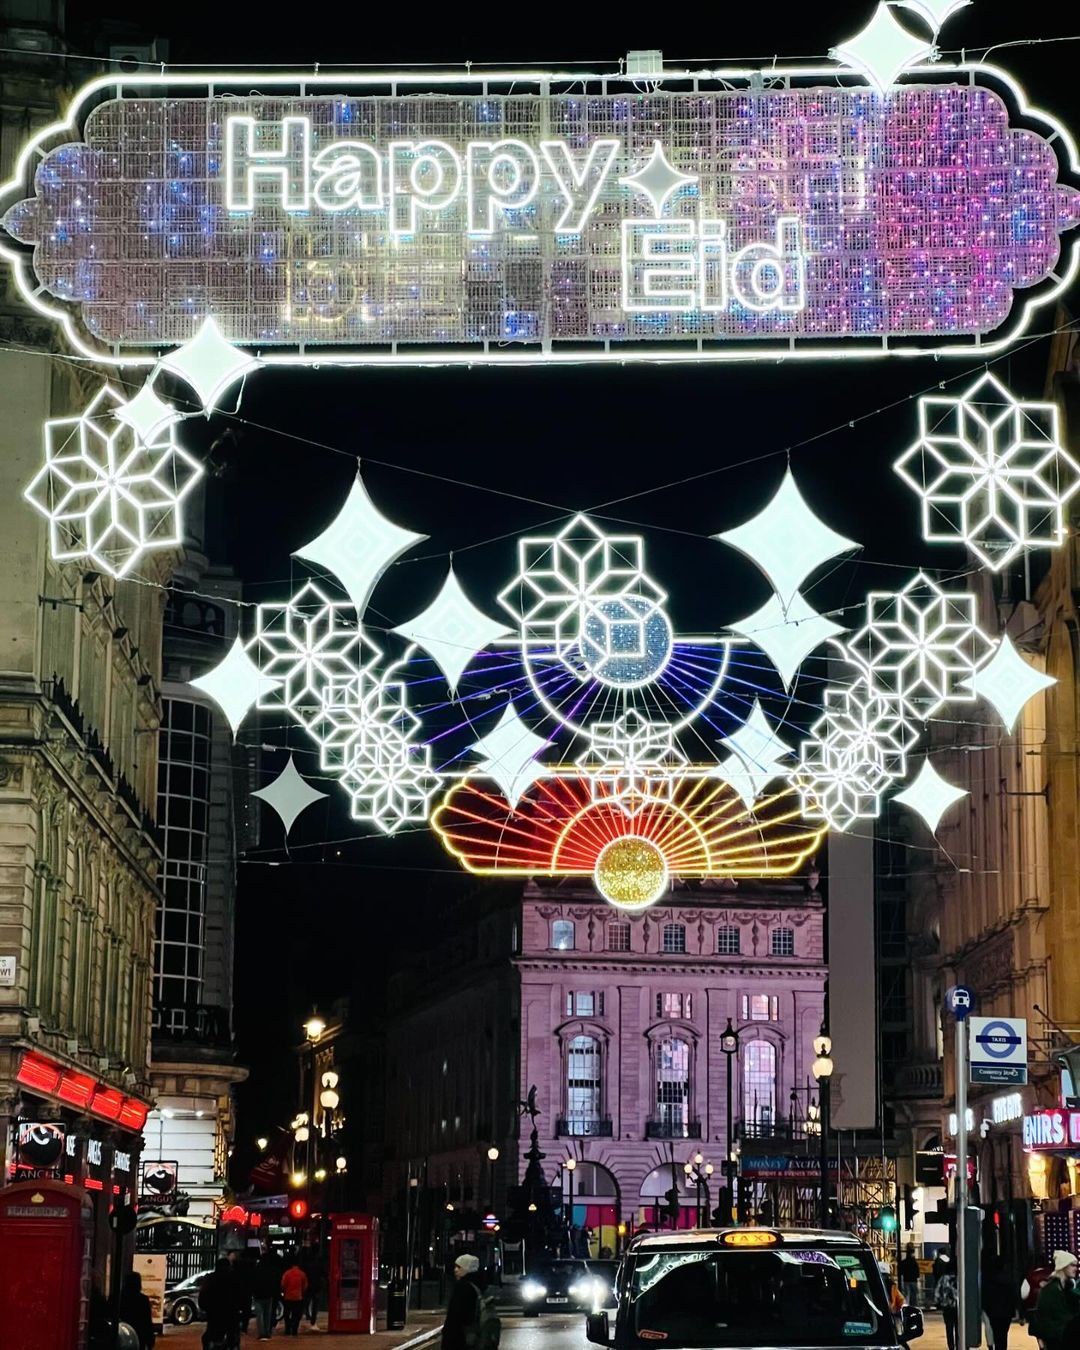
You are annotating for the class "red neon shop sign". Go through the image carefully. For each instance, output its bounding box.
[16,1051,150,1131]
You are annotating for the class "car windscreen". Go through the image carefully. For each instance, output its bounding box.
[628,1248,893,1347]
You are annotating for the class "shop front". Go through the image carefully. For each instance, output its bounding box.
[1022,1107,1080,1260]
[3,1048,150,1284]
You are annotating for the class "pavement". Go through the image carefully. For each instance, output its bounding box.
[160,1308,445,1349]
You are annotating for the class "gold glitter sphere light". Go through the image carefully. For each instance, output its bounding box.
[594,836,669,910]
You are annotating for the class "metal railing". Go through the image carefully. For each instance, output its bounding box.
[556,1116,613,1137]
[646,1119,702,1139]
[152,1002,232,1048]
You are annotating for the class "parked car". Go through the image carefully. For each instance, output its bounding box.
[163,1269,211,1326]
[522,1259,619,1315]
[585,1227,924,1349]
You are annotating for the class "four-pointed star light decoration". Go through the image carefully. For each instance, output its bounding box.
[618,140,698,215]
[115,380,184,443]
[894,373,1080,572]
[467,704,550,807]
[729,591,845,690]
[894,758,968,835]
[894,0,973,37]
[715,469,859,606]
[393,568,512,693]
[294,474,426,616]
[830,2,934,93]
[711,701,794,810]
[252,754,328,837]
[960,635,1056,732]
[158,316,261,411]
[24,383,203,579]
[191,636,282,736]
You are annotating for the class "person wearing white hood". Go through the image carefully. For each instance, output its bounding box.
[1033,1252,1079,1350]
[443,1256,483,1350]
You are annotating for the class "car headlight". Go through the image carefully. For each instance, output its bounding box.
[569,1282,585,1299]
[522,1281,547,1301]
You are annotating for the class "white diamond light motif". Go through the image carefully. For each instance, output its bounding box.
[24,383,203,578]
[392,568,511,692]
[960,635,1056,732]
[710,701,794,809]
[468,704,550,807]
[729,591,845,690]
[294,474,426,616]
[715,469,858,606]
[894,0,972,35]
[830,3,934,93]
[252,754,327,836]
[115,379,184,443]
[894,759,968,835]
[618,140,698,215]
[158,316,261,411]
[894,373,1080,573]
[846,572,994,717]
[191,635,282,735]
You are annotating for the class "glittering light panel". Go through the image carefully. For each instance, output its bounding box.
[2,72,1078,361]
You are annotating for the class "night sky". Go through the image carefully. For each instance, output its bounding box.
[60,0,1080,1160]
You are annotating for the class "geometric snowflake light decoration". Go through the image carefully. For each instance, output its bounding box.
[24,383,202,578]
[578,709,686,815]
[895,373,1080,572]
[846,572,994,718]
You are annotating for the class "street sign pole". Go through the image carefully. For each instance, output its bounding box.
[955,1013,969,1350]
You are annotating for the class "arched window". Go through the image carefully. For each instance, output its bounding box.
[655,1037,691,1134]
[551,919,575,950]
[744,1040,776,1127]
[566,1035,602,1130]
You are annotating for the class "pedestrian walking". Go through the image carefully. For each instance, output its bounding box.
[900,1245,921,1309]
[199,1258,239,1350]
[119,1271,155,1350]
[934,1249,951,1284]
[301,1243,326,1329]
[935,1256,959,1350]
[442,1255,483,1350]
[984,1255,1020,1350]
[1033,1252,1079,1350]
[281,1252,309,1338]
[253,1242,285,1341]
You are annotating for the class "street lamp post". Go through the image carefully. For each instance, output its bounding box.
[812,1032,835,1228]
[720,1019,740,1224]
[683,1154,714,1226]
[486,1145,499,1216]
[563,1157,576,1255]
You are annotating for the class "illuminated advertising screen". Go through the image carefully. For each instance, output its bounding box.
[1,63,1077,367]
[13,1121,66,1178]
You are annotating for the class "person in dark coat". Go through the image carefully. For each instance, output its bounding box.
[900,1245,921,1308]
[301,1244,326,1327]
[252,1243,285,1341]
[442,1255,483,1350]
[199,1258,239,1350]
[983,1255,1019,1350]
[1035,1253,1079,1350]
[119,1271,156,1350]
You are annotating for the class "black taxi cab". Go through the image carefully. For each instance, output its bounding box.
[586,1228,924,1350]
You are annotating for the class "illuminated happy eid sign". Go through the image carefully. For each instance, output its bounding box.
[2,65,1079,366]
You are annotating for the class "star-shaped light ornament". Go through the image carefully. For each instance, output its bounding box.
[158,317,261,411]
[392,568,512,692]
[467,704,550,807]
[729,591,845,690]
[579,710,686,813]
[252,754,328,836]
[619,140,698,215]
[715,469,859,606]
[190,635,282,736]
[893,758,968,835]
[894,373,1080,573]
[710,701,794,810]
[960,635,1056,732]
[24,383,203,578]
[293,474,426,617]
[114,379,184,443]
[894,0,972,37]
[830,3,934,94]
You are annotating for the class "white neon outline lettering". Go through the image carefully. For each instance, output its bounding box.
[0,61,1075,367]
[225,115,311,213]
[312,140,383,211]
[621,219,697,312]
[730,216,806,313]
[466,139,540,235]
[539,138,621,233]
[389,140,462,236]
[698,219,729,312]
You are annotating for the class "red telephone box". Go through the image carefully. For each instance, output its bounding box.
[0,1178,94,1350]
[328,1212,379,1333]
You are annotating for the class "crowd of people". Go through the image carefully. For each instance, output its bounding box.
[197,1244,326,1345]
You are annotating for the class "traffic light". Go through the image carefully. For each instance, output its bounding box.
[289,1196,309,1222]
[663,1186,681,1227]
[874,1207,897,1232]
